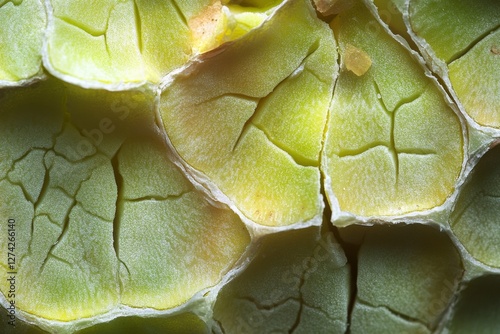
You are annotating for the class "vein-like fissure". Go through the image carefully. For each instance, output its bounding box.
[171,0,188,27]
[57,16,107,37]
[124,190,192,203]
[231,95,264,152]
[57,2,116,58]
[239,295,300,312]
[484,193,500,200]
[133,0,143,54]
[197,92,260,107]
[37,158,106,272]
[27,155,51,260]
[3,147,48,201]
[448,24,500,64]
[110,149,130,293]
[451,190,499,226]
[336,142,390,158]
[373,81,426,114]
[291,40,321,80]
[0,0,22,9]
[5,176,32,205]
[289,258,310,334]
[373,81,426,184]
[320,31,342,170]
[232,41,321,161]
[331,227,363,334]
[44,253,74,269]
[356,298,430,329]
[214,319,227,334]
[36,214,60,233]
[253,123,318,167]
[40,200,76,273]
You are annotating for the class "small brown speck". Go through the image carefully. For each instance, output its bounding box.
[491,45,500,55]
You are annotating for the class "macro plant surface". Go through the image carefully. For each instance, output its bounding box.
[0,0,499,333]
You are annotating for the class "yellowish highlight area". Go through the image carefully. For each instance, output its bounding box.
[189,1,268,54]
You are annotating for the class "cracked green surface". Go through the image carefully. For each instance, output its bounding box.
[448,29,500,128]
[160,0,336,227]
[0,0,46,83]
[0,78,250,322]
[324,1,463,218]
[408,0,500,129]
[213,227,350,333]
[47,0,211,86]
[348,224,462,332]
[451,145,500,268]
[447,275,500,334]
[0,0,500,333]
[408,0,500,64]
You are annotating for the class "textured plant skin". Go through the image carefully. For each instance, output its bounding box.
[0,0,499,333]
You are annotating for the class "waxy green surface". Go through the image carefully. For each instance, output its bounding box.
[0,0,499,333]
[408,0,500,129]
[0,0,45,84]
[213,227,350,333]
[451,145,500,268]
[324,1,463,218]
[0,79,249,325]
[160,0,337,227]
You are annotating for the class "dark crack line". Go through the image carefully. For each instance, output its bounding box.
[133,0,143,54]
[451,190,500,226]
[484,193,500,200]
[238,296,300,312]
[40,200,76,274]
[337,80,428,187]
[37,162,99,272]
[124,190,192,202]
[43,253,74,269]
[345,241,363,334]
[356,298,430,329]
[53,185,73,200]
[76,199,112,223]
[252,123,318,167]
[232,41,321,155]
[289,258,310,334]
[301,300,337,323]
[448,24,500,64]
[3,148,48,200]
[6,148,43,175]
[373,80,429,114]
[195,92,259,107]
[5,176,32,205]
[0,0,22,9]
[231,96,264,153]
[37,213,59,228]
[57,16,106,38]
[57,9,113,57]
[215,319,227,334]
[28,153,51,260]
[336,142,391,158]
[289,40,321,81]
[300,41,329,84]
[319,35,341,173]
[171,0,188,27]
[373,80,399,182]
[111,148,131,294]
[451,191,480,226]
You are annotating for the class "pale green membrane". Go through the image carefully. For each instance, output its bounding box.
[213,227,350,333]
[160,0,337,227]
